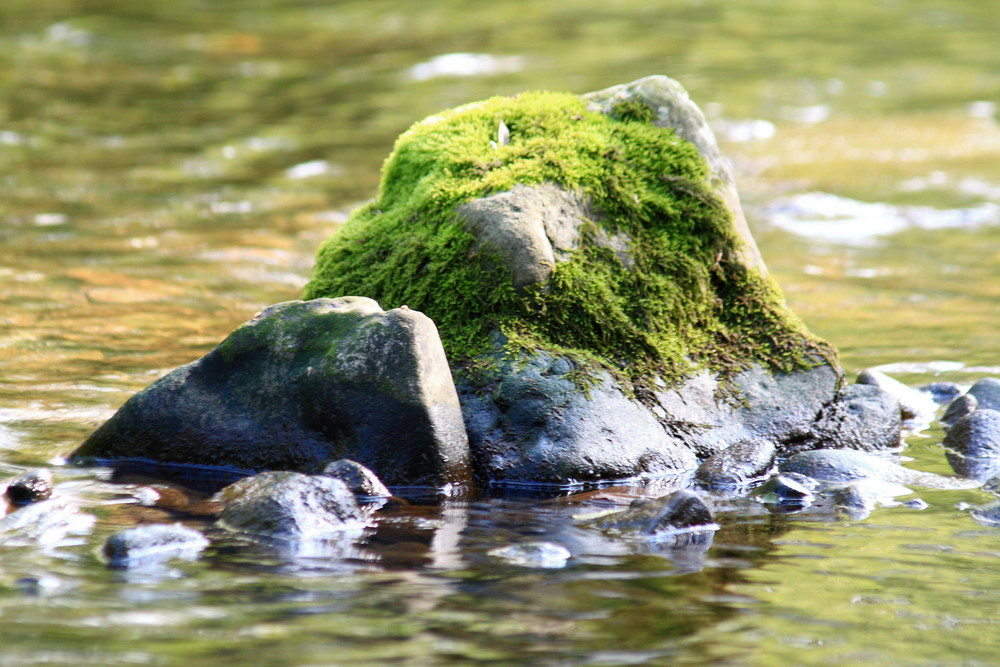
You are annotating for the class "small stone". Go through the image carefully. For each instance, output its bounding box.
[903,498,929,510]
[103,523,209,568]
[592,489,714,535]
[322,459,390,497]
[4,469,54,506]
[487,541,570,569]
[919,381,962,405]
[753,473,815,504]
[217,471,368,539]
[856,368,935,421]
[942,394,978,427]
[968,378,1000,412]
[943,409,1000,480]
[695,438,776,487]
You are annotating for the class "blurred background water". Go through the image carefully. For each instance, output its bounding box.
[1,1,999,664]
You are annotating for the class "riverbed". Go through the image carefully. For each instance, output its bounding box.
[1,1,999,664]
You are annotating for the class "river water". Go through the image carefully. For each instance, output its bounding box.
[1,1,999,664]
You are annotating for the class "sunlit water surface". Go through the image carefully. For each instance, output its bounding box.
[1,1,1000,664]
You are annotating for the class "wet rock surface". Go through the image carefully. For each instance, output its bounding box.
[943,409,1000,480]
[103,523,209,568]
[786,383,903,453]
[591,490,715,536]
[695,438,776,487]
[322,459,391,497]
[4,469,54,506]
[216,471,368,540]
[73,298,471,487]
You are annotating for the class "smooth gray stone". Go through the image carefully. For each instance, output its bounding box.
[591,489,714,536]
[487,541,571,569]
[791,384,902,452]
[856,368,935,421]
[74,298,471,487]
[322,459,391,497]
[969,378,1000,412]
[943,409,1000,480]
[103,524,208,568]
[942,394,978,427]
[217,471,368,540]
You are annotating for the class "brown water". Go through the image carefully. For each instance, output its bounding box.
[2,1,1000,664]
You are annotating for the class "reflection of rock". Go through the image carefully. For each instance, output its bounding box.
[103,523,208,568]
[74,298,470,488]
[216,471,369,540]
[943,409,1000,480]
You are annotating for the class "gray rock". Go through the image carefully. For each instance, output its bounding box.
[695,438,776,487]
[4,469,53,506]
[753,473,816,505]
[217,471,368,539]
[822,478,914,517]
[942,393,978,427]
[591,489,715,536]
[969,378,1000,411]
[322,459,391,497]
[487,541,571,569]
[73,298,471,487]
[103,524,209,568]
[789,383,902,452]
[780,448,974,490]
[943,409,1000,480]
[856,368,935,422]
[461,351,840,484]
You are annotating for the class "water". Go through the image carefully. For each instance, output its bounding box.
[2,1,1000,664]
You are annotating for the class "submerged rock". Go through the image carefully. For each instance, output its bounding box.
[216,471,368,540]
[753,473,817,505]
[73,298,470,487]
[780,448,974,490]
[0,498,95,546]
[305,75,850,484]
[322,459,391,497]
[591,489,715,536]
[103,523,209,568]
[4,469,54,506]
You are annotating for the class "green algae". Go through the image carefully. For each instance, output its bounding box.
[304,91,835,391]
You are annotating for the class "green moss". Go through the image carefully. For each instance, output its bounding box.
[304,91,835,393]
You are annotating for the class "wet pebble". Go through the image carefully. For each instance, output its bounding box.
[920,381,963,405]
[4,469,54,506]
[856,368,935,422]
[942,394,978,427]
[592,489,715,536]
[942,409,1000,480]
[753,473,816,505]
[103,523,209,568]
[217,471,368,539]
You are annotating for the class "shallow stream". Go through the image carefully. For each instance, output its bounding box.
[2,1,1000,664]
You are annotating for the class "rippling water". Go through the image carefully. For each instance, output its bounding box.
[2,1,1000,664]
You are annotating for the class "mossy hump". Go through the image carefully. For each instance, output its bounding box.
[304,75,835,390]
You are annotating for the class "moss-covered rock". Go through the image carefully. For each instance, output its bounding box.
[305,75,845,484]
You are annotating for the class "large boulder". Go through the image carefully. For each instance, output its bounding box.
[73,297,470,487]
[304,75,868,484]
